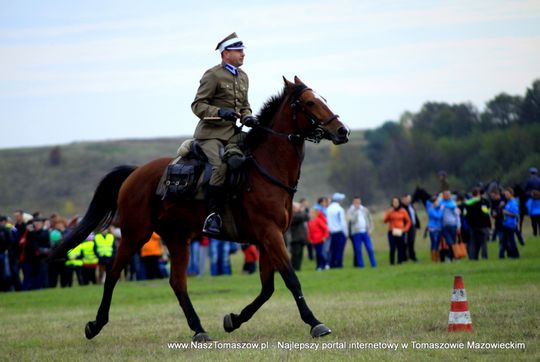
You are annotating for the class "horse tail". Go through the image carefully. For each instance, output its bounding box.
[48,165,137,261]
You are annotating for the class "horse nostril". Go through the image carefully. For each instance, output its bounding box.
[337,126,348,137]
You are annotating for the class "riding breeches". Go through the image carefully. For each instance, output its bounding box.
[198,139,227,186]
[198,133,246,187]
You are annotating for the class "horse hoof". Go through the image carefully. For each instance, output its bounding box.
[311,323,332,338]
[192,332,212,342]
[223,313,237,333]
[85,321,100,340]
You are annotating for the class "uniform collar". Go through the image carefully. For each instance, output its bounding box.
[223,63,238,76]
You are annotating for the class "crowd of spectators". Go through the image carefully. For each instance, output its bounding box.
[0,206,266,292]
[420,167,540,262]
[1,168,538,291]
[286,193,378,271]
[283,168,539,270]
[0,212,171,292]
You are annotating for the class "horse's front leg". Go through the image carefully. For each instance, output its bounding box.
[224,246,275,333]
[264,229,332,338]
[166,238,211,342]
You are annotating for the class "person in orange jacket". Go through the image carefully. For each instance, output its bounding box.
[140,232,164,279]
[383,197,411,265]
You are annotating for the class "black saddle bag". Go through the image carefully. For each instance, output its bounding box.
[163,158,203,199]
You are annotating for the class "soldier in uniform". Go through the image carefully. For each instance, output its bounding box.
[192,32,258,237]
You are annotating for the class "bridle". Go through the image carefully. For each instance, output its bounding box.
[290,86,339,144]
[247,85,340,195]
[254,85,340,144]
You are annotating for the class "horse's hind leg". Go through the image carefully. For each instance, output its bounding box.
[166,237,210,342]
[85,231,145,339]
[223,246,275,333]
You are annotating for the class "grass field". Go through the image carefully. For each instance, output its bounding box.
[2,214,539,361]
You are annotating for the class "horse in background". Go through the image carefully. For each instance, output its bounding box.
[411,179,510,208]
[49,76,349,342]
[411,186,432,209]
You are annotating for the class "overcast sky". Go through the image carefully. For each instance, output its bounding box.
[1,0,539,149]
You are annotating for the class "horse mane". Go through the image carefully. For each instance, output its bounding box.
[256,88,286,127]
[245,83,306,150]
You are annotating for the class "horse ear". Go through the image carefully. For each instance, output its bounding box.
[283,76,294,90]
[294,76,305,85]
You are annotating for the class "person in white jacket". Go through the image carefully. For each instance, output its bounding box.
[347,196,377,268]
[326,193,348,268]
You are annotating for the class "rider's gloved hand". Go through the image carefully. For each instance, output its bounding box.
[242,115,259,127]
[218,108,240,122]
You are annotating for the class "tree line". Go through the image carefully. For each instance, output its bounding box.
[329,79,540,203]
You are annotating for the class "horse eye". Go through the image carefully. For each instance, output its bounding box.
[306,101,315,107]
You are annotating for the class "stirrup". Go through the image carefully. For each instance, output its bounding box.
[202,212,222,236]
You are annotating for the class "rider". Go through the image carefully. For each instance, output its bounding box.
[192,32,258,237]
[524,166,540,197]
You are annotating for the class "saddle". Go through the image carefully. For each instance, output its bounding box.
[156,138,247,201]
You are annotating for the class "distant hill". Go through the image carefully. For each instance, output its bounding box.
[0,131,365,217]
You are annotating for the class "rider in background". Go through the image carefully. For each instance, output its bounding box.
[525,165,540,236]
[191,32,259,237]
[524,166,540,197]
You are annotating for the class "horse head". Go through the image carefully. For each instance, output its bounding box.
[283,76,350,145]
[411,186,431,207]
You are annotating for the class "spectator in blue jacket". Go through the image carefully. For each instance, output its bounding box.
[500,187,520,259]
[440,190,461,261]
[426,196,443,262]
[526,190,540,236]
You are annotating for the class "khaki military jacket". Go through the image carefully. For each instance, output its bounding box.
[191,64,252,141]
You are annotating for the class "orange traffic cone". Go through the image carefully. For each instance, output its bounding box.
[448,275,473,332]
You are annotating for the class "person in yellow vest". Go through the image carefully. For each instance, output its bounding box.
[61,244,83,287]
[94,228,116,284]
[140,232,164,280]
[80,233,98,285]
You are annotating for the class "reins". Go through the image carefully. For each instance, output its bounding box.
[246,156,298,196]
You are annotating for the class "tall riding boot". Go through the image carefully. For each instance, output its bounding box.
[202,185,225,237]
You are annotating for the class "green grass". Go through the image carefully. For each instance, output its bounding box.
[2,217,539,361]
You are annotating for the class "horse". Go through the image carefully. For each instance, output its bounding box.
[49,76,350,342]
[411,186,432,209]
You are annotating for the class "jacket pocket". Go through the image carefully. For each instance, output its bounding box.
[219,82,234,95]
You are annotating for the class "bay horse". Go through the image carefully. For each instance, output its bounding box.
[50,76,350,341]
